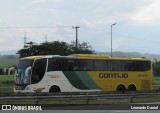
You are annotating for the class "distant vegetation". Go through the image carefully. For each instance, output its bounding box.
[0,55,19,68]
[1,51,160,76]
[153,61,160,77]
[96,51,160,61]
[17,41,94,58]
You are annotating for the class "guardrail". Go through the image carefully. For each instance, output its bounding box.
[0,92,160,105]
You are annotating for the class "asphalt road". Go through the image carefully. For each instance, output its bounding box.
[0,110,160,113]
[42,104,160,110]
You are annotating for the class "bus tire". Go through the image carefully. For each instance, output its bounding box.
[127,84,136,91]
[49,86,61,93]
[116,85,126,93]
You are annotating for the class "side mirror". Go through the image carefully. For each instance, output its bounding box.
[15,65,17,69]
[25,66,32,77]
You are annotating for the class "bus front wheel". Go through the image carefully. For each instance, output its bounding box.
[49,86,61,93]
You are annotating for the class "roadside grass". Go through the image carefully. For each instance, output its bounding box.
[1,96,160,105]
[0,88,13,93]
[0,75,14,93]
[152,77,160,85]
[130,96,160,103]
[0,75,14,87]
[0,75,14,81]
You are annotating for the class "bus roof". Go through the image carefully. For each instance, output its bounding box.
[20,56,45,60]
[20,54,150,61]
[70,54,149,60]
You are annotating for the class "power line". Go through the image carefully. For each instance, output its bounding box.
[1,25,160,45]
[84,27,160,45]
[110,32,160,45]
[0,26,73,29]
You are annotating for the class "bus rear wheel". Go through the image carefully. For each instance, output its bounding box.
[116,85,126,93]
[127,84,136,91]
[49,86,61,93]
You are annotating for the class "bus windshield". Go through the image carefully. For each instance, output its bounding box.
[15,60,33,85]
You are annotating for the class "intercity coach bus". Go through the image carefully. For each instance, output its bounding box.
[14,54,152,93]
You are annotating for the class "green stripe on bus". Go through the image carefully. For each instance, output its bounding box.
[63,71,89,89]
[75,71,100,89]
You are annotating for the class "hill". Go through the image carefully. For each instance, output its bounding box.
[0,52,160,69]
[0,55,19,68]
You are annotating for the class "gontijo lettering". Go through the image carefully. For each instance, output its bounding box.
[99,73,128,78]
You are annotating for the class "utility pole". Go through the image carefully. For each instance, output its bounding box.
[72,26,80,49]
[45,35,47,42]
[111,23,117,57]
[24,33,27,48]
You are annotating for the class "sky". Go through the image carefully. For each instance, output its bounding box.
[0,0,160,54]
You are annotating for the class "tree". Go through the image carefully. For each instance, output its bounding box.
[17,41,94,58]
[152,61,160,77]
[69,41,94,54]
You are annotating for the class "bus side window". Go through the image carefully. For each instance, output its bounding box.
[79,60,93,71]
[107,60,122,71]
[143,61,150,71]
[47,58,63,71]
[122,61,133,71]
[94,60,107,71]
[138,61,150,71]
[122,60,151,71]
[64,59,78,71]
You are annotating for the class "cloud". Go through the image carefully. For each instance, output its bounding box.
[31,0,50,4]
[105,38,125,50]
[0,25,66,51]
[80,19,97,30]
[24,0,62,20]
[31,0,64,4]
[1,0,160,54]
[130,0,160,25]
[80,16,118,30]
